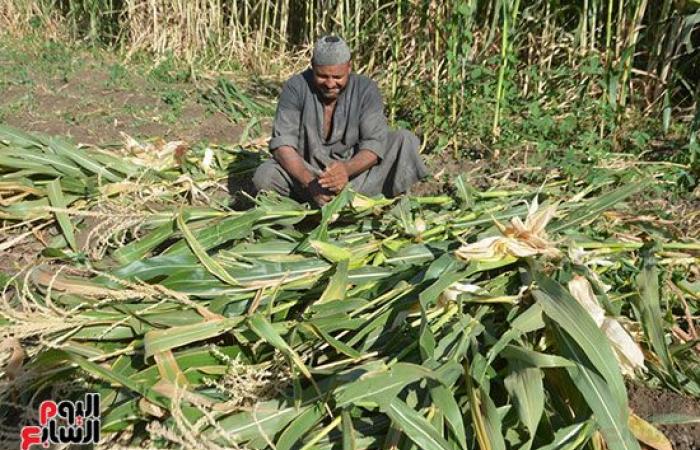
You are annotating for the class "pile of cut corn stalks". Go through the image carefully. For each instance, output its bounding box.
[1,124,698,450]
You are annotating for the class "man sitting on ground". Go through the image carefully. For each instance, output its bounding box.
[253,35,428,206]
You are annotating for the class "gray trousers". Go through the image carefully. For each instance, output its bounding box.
[253,129,428,201]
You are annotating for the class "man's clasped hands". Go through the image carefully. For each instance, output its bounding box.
[308,161,350,206]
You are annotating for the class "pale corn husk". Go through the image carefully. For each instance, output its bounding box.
[121,133,188,170]
[0,337,24,380]
[456,197,561,262]
[602,318,647,377]
[442,282,485,302]
[568,276,646,376]
[567,275,606,326]
[567,246,614,292]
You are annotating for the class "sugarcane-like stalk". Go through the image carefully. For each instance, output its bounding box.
[493,0,520,137]
[617,0,648,116]
[432,1,440,129]
[390,0,402,125]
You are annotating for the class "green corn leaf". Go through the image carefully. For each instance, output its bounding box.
[481,386,507,450]
[214,399,308,444]
[335,363,436,407]
[536,420,595,450]
[101,399,141,432]
[504,361,544,450]
[647,413,700,426]
[176,211,240,286]
[635,250,673,373]
[249,313,313,380]
[90,150,146,177]
[132,345,241,384]
[158,257,329,293]
[466,358,506,450]
[167,211,262,255]
[300,187,354,248]
[382,398,452,450]
[429,383,467,450]
[109,254,199,283]
[46,178,78,252]
[342,409,357,450]
[500,345,576,369]
[317,259,349,303]
[276,403,325,450]
[454,174,475,209]
[153,350,188,386]
[49,137,122,182]
[532,273,627,405]
[49,138,122,182]
[483,303,544,374]
[551,181,648,232]
[304,323,362,359]
[113,221,177,265]
[0,155,63,176]
[310,239,352,262]
[4,148,83,178]
[0,123,45,147]
[419,310,436,361]
[63,352,159,404]
[144,318,242,358]
[552,325,640,450]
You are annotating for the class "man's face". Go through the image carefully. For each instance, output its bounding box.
[312,61,351,101]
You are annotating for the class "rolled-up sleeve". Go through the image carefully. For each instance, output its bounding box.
[269,79,302,152]
[358,82,388,160]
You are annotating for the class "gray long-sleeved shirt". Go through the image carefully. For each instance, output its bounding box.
[270,68,387,166]
[267,68,428,196]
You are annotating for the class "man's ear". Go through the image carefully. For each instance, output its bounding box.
[347,60,352,74]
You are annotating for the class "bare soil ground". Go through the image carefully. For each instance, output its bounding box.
[0,70,243,145]
[0,43,248,146]
[628,382,700,450]
[411,149,489,196]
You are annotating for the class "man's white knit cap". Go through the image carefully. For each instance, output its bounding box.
[312,35,351,66]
